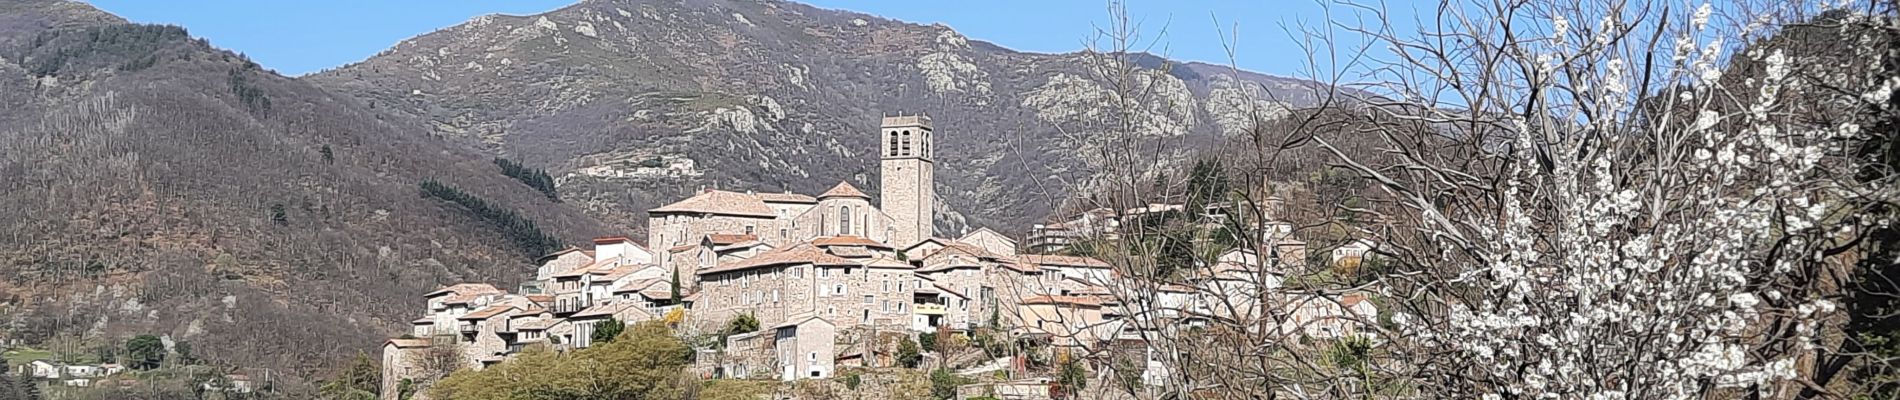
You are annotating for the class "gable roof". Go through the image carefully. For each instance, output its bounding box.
[708,233,755,244]
[773,313,836,329]
[818,181,871,200]
[385,338,433,349]
[459,304,515,320]
[699,243,860,275]
[611,278,666,294]
[572,301,656,321]
[863,256,913,270]
[425,283,502,298]
[812,235,891,249]
[1020,255,1111,269]
[959,227,1018,244]
[650,190,777,217]
[755,192,818,204]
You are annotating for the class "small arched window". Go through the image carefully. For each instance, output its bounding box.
[901,130,912,155]
[840,206,853,235]
[888,132,899,156]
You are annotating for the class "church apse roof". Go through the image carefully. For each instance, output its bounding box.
[817,181,871,200]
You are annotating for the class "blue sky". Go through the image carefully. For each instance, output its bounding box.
[80,0,1416,77]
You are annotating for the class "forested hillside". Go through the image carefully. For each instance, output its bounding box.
[0,0,618,385]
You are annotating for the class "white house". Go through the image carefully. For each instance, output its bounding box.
[63,364,100,378]
[28,360,59,378]
[1332,239,1376,263]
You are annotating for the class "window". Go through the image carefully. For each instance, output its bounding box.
[819,268,830,278]
[840,206,852,235]
[864,295,873,305]
[792,267,803,278]
[780,228,788,241]
[745,225,755,235]
[834,284,846,295]
[901,130,912,155]
[889,132,899,156]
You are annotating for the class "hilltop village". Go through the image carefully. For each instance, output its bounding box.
[383,116,1378,399]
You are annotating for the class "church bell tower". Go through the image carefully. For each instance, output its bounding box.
[880,115,935,247]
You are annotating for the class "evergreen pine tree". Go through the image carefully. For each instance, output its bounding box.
[0,358,17,400]
[670,268,682,302]
[17,372,40,400]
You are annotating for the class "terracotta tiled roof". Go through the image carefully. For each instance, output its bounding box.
[598,265,643,281]
[552,257,622,278]
[1159,284,1196,293]
[817,181,871,199]
[827,246,875,258]
[1340,293,1368,308]
[1020,255,1111,269]
[459,304,514,320]
[386,338,432,349]
[935,283,969,299]
[650,190,777,217]
[525,294,554,306]
[812,235,891,249]
[513,317,557,331]
[412,317,434,324]
[441,292,495,305]
[572,302,654,320]
[699,243,860,275]
[612,278,664,294]
[920,240,1009,264]
[593,236,632,244]
[1020,295,1103,307]
[864,256,912,269]
[707,234,758,245]
[425,283,502,298]
[999,261,1043,274]
[756,192,817,204]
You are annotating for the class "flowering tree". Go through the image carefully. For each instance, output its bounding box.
[1017,0,1899,399]
[1294,0,1899,398]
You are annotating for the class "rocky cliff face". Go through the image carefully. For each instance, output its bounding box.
[0,0,616,381]
[307,0,1333,237]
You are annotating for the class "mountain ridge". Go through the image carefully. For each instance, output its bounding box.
[306,0,1333,240]
[0,0,619,384]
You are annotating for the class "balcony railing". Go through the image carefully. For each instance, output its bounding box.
[458,323,479,334]
[914,303,947,315]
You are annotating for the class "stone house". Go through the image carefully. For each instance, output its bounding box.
[913,241,1011,331]
[455,303,518,368]
[380,338,433,400]
[567,301,658,348]
[1012,295,1115,349]
[663,233,774,292]
[1280,293,1378,339]
[648,189,785,253]
[958,227,1020,257]
[693,243,844,332]
[771,315,837,380]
